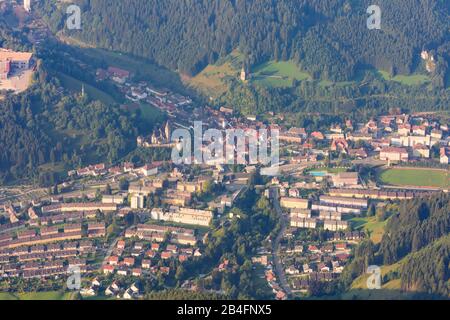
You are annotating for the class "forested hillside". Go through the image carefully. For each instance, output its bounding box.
[0,67,138,185]
[378,193,450,265]
[401,235,449,296]
[38,0,450,83]
[0,11,162,185]
[342,193,450,298]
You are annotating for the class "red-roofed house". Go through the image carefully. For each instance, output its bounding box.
[331,138,348,153]
[107,256,119,266]
[117,240,125,250]
[413,144,430,158]
[132,268,142,277]
[124,257,135,267]
[102,265,115,274]
[311,131,324,140]
[141,260,151,269]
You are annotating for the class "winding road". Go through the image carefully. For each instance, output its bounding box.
[270,187,292,297]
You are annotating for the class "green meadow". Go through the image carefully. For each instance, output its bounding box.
[252,60,311,88]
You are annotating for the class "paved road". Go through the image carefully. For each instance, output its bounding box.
[103,231,124,264]
[270,187,292,297]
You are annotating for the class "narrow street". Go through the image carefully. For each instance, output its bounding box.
[270,187,292,298]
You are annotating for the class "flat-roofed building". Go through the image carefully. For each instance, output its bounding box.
[319,195,368,208]
[280,197,309,210]
[41,203,117,213]
[177,181,201,193]
[102,195,125,205]
[318,211,342,221]
[279,133,302,144]
[0,49,33,71]
[312,203,362,215]
[331,172,359,187]
[0,59,11,80]
[379,147,409,162]
[131,194,145,209]
[40,226,59,236]
[324,220,348,231]
[291,217,317,229]
[441,148,450,164]
[171,234,197,246]
[128,185,157,196]
[290,209,312,219]
[151,207,213,227]
[87,222,106,238]
[64,223,82,233]
[328,188,431,200]
[412,144,430,158]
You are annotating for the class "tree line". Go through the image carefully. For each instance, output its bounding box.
[340,193,450,298]
[37,0,449,84]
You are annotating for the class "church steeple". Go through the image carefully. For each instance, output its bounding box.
[165,121,171,141]
[240,66,247,81]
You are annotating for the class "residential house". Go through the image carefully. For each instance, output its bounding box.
[379,147,409,162]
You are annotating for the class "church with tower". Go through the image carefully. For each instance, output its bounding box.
[240,65,250,82]
[240,66,248,81]
[137,121,173,147]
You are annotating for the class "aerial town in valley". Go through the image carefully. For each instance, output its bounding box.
[0,0,449,302]
[0,68,448,298]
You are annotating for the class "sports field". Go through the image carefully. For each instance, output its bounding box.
[379,168,449,189]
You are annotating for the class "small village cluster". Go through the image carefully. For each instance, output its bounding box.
[95,65,192,117]
[101,225,202,279]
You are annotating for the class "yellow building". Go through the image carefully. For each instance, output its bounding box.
[280,197,309,209]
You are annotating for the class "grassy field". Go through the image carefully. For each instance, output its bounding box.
[252,60,311,88]
[55,72,117,105]
[341,288,418,300]
[318,67,431,88]
[0,291,77,300]
[139,102,166,124]
[349,216,387,244]
[379,168,449,189]
[57,34,188,94]
[82,48,187,93]
[184,49,244,98]
[350,261,403,290]
[378,70,430,86]
[186,51,311,95]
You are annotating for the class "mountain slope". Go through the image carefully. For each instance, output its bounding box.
[38,0,450,82]
[342,193,450,299]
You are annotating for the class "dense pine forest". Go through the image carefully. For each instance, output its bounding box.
[0,12,162,185]
[341,193,450,298]
[0,67,138,185]
[38,0,450,83]
[379,193,450,264]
